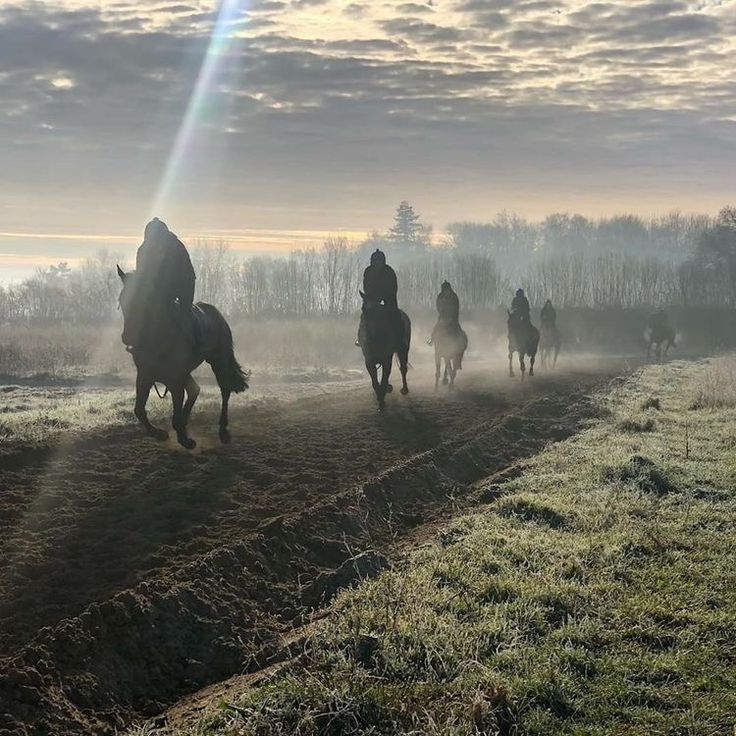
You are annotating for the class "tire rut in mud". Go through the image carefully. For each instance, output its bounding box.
[0,378,609,736]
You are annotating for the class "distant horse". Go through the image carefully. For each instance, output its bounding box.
[539,323,561,368]
[647,324,676,362]
[117,267,248,449]
[358,291,411,409]
[431,321,468,390]
[507,311,539,379]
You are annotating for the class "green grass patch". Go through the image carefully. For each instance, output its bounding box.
[138,359,736,736]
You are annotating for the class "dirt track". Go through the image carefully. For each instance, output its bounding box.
[0,358,633,735]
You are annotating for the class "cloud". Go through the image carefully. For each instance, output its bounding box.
[0,0,734,235]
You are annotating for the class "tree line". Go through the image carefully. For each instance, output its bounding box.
[1,204,735,325]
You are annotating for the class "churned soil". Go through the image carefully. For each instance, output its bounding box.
[0,358,630,735]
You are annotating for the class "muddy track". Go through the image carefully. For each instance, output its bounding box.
[0,361,629,736]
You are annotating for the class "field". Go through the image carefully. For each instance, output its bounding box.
[1,353,734,736]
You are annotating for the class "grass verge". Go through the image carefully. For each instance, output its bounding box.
[139,359,736,736]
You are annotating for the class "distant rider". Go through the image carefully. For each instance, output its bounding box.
[430,281,465,366]
[135,217,197,344]
[511,288,531,322]
[436,280,460,325]
[540,299,557,328]
[647,307,669,334]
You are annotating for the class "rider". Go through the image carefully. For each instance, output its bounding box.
[363,249,398,309]
[648,307,669,333]
[431,280,465,367]
[511,288,531,322]
[540,299,557,328]
[135,217,197,344]
[357,249,401,345]
[436,281,460,325]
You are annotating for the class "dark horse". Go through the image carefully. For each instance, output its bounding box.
[647,324,676,362]
[117,267,248,449]
[507,311,539,379]
[431,321,468,390]
[539,323,561,368]
[359,291,411,409]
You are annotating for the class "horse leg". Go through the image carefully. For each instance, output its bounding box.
[182,375,200,424]
[435,350,441,390]
[553,344,560,367]
[508,349,515,377]
[367,361,383,407]
[399,348,409,396]
[442,358,449,385]
[381,357,394,404]
[529,353,536,377]
[135,372,168,441]
[647,341,652,359]
[171,383,196,450]
[449,359,456,390]
[520,354,526,380]
[219,386,231,444]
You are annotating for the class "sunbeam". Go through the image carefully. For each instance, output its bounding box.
[151,0,250,219]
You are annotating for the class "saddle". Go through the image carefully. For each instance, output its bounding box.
[173,302,204,348]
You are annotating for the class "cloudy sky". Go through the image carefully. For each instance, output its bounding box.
[1,0,735,277]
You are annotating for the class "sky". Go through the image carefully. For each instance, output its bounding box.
[1,0,735,280]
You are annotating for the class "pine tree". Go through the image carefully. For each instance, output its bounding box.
[388,201,425,246]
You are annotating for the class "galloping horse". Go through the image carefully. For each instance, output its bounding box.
[539,323,561,368]
[431,322,468,390]
[117,267,248,449]
[359,291,411,409]
[647,324,676,362]
[507,311,539,379]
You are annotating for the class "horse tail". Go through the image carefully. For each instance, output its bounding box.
[224,351,249,393]
[212,316,249,394]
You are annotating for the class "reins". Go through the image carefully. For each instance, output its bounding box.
[123,345,169,399]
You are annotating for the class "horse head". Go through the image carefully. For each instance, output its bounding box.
[359,290,382,314]
[118,266,168,349]
[117,266,142,348]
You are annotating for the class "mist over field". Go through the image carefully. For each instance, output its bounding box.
[2,202,736,382]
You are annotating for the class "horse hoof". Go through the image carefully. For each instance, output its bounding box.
[219,428,231,444]
[401,387,409,395]
[178,436,196,450]
[529,369,534,377]
[442,377,449,385]
[386,384,394,394]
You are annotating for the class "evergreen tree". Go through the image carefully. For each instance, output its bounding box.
[388,201,427,246]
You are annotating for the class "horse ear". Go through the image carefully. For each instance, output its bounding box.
[117,265,126,282]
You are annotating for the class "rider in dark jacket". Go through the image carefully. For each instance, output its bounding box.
[135,217,196,343]
[357,249,400,346]
[436,281,460,324]
[647,307,669,333]
[540,299,556,328]
[363,249,398,308]
[511,288,530,321]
